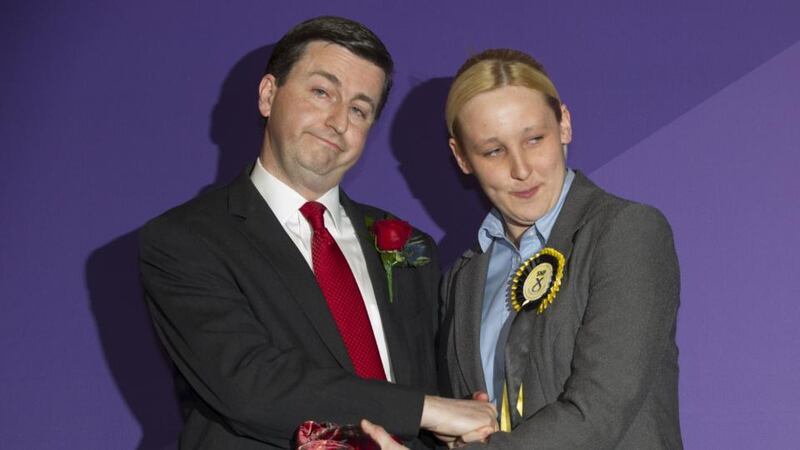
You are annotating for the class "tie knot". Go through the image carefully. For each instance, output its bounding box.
[300,201,326,231]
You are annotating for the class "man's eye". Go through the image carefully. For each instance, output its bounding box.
[312,88,328,97]
[483,148,502,157]
[350,107,367,119]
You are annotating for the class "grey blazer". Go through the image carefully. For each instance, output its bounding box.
[438,172,682,449]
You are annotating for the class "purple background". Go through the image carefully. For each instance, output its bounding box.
[2,1,799,448]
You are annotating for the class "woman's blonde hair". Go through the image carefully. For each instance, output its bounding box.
[446,49,561,143]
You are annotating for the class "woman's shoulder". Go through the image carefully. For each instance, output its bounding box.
[572,172,672,234]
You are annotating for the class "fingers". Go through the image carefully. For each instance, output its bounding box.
[361,419,408,450]
[458,424,495,443]
[421,395,498,438]
[433,432,456,443]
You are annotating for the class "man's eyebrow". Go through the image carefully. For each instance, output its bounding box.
[309,70,377,113]
[309,70,341,86]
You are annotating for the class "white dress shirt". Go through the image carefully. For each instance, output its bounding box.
[250,158,394,381]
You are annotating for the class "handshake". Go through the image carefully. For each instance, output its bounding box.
[410,392,499,447]
[299,393,498,450]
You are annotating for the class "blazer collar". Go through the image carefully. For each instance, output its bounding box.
[340,192,416,386]
[544,170,606,257]
[451,246,491,395]
[450,172,605,396]
[228,166,413,383]
[503,170,607,422]
[227,166,354,372]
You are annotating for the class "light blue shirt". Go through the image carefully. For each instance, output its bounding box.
[478,169,575,406]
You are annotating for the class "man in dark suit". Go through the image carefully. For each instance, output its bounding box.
[139,16,496,449]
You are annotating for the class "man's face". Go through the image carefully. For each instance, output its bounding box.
[258,41,386,199]
[450,85,572,242]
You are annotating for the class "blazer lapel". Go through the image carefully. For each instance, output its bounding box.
[544,171,600,259]
[227,168,353,372]
[452,248,491,395]
[339,192,416,385]
[504,171,602,425]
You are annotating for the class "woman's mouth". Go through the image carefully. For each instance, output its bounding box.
[510,186,539,199]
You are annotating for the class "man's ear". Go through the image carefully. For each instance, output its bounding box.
[258,74,278,118]
[449,137,473,175]
[559,103,572,145]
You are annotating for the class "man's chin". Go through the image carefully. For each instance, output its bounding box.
[295,168,346,197]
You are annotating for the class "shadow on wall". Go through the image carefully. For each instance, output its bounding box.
[208,44,275,189]
[390,77,490,268]
[86,44,274,450]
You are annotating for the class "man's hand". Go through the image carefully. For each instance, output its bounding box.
[361,419,408,450]
[362,393,497,449]
[435,391,494,447]
[419,395,498,441]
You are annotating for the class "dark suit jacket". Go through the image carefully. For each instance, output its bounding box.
[438,172,682,449]
[139,168,440,449]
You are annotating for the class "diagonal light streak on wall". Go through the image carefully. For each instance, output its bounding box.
[589,39,800,449]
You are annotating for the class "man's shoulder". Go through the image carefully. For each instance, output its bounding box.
[139,182,234,242]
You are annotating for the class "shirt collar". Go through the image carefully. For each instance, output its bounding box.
[250,158,343,230]
[477,168,575,253]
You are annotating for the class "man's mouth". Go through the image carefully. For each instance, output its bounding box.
[312,134,343,151]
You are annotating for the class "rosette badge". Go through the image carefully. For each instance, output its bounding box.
[510,247,565,314]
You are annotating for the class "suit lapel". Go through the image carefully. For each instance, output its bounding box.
[452,248,490,395]
[544,171,600,259]
[339,192,416,385]
[227,168,353,372]
[504,171,602,424]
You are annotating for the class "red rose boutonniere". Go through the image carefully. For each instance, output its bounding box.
[367,217,430,303]
[372,219,412,251]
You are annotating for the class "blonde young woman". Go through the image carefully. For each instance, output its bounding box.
[364,49,682,449]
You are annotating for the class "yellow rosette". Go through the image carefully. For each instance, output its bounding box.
[509,247,565,315]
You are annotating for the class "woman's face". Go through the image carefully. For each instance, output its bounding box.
[450,85,572,242]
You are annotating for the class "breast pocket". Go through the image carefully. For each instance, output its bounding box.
[390,266,436,318]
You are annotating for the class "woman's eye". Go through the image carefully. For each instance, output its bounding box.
[312,88,328,98]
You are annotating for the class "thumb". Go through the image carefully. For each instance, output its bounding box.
[361,419,405,449]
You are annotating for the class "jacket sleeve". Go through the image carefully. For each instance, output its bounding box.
[139,216,426,445]
[472,203,681,449]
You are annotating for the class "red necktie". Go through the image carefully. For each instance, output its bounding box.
[300,201,386,380]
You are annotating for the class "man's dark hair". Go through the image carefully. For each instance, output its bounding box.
[265,16,394,119]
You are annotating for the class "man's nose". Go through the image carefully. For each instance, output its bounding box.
[326,102,349,135]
